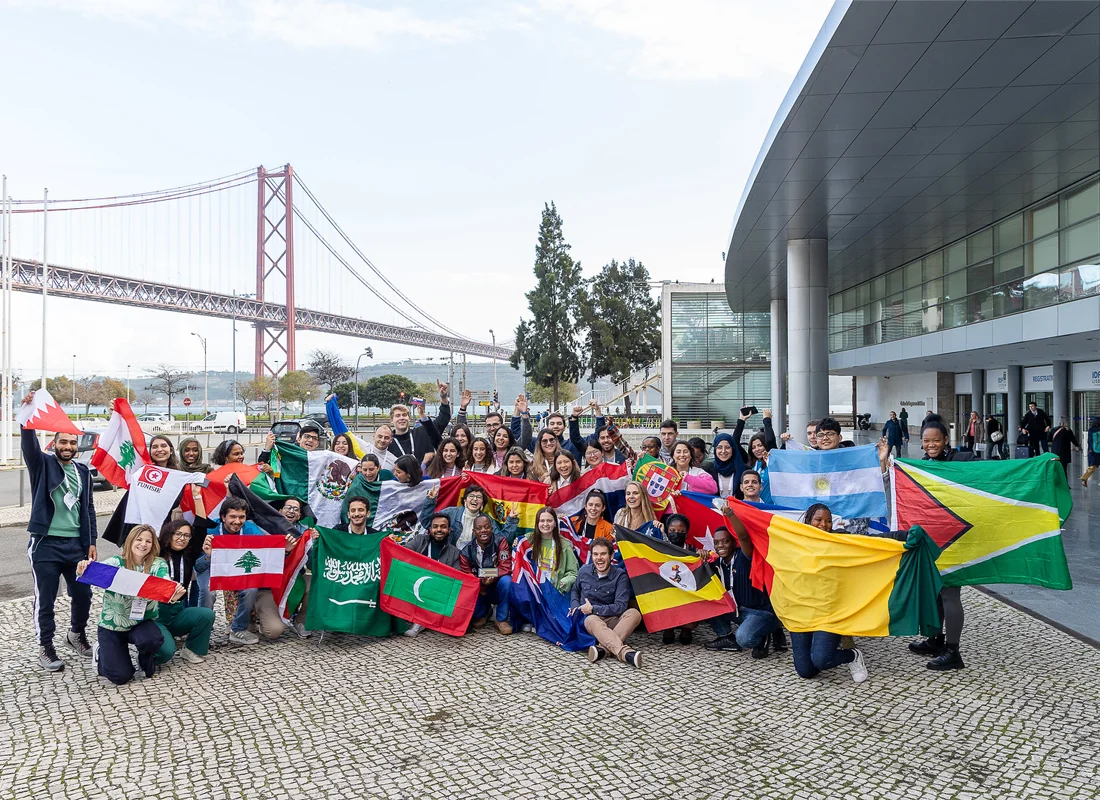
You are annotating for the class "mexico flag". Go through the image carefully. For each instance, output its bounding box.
[91,398,150,488]
[209,535,286,590]
[269,442,359,528]
[379,537,479,636]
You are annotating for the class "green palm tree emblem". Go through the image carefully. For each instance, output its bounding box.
[235,551,262,573]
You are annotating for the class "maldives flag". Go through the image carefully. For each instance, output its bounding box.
[16,389,81,435]
[209,535,286,590]
[378,537,479,636]
[91,398,150,488]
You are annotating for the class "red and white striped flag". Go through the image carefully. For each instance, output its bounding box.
[91,398,150,488]
[209,535,286,591]
[16,389,81,435]
[273,533,313,620]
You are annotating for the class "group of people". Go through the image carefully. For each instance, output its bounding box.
[22,382,1003,688]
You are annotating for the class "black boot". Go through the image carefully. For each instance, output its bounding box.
[926,643,965,671]
[771,628,788,652]
[908,634,944,656]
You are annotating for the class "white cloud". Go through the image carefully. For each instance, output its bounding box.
[542,0,833,80]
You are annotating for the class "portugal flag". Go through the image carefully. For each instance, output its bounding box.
[614,526,736,631]
[891,456,1072,589]
[379,537,479,636]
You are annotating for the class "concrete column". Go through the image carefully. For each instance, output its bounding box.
[1053,360,1070,427]
[770,297,787,435]
[1007,366,1022,458]
[970,369,985,418]
[787,239,828,439]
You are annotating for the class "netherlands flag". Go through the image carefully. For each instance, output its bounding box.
[209,535,286,591]
[547,461,630,519]
[78,561,178,602]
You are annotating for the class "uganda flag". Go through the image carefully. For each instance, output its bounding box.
[614,526,736,631]
[728,500,943,637]
[891,455,1072,589]
[435,472,548,539]
[379,537,479,636]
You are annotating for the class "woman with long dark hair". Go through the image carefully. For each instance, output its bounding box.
[148,435,181,471]
[426,437,466,479]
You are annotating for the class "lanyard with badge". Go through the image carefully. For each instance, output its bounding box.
[129,565,149,620]
[62,464,81,511]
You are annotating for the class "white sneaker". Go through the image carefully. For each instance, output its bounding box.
[178,647,206,664]
[293,620,312,639]
[403,623,424,638]
[848,648,868,683]
[520,624,534,633]
[228,629,260,646]
[91,640,100,669]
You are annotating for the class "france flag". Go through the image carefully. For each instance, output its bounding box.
[767,444,887,520]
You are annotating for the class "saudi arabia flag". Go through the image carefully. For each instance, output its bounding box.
[379,537,479,636]
[891,455,1073,588]
[306,527,394,636]
[270,442,359,528]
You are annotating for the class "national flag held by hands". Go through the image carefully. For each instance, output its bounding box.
[17,389,82,436]
[379,537,479,636]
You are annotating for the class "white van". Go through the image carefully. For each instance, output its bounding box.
[190,412,248,434]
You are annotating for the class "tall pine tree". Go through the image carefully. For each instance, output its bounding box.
[510,203,582,409]
[578,258,660,387]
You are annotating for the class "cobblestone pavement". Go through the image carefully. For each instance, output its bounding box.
[1,589,1097,800]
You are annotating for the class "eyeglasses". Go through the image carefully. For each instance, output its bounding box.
[300,434,319,441]
[171,532,191,540]
[816,431,839,439]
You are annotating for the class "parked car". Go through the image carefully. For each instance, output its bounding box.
[45,428,112,489]
[136,412,174,432]
[271,420,330,449]
[304,412,331,429]
[189,411,248,434]
[136,413,171,423]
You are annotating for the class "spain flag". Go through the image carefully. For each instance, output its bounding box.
[614,526,736,631]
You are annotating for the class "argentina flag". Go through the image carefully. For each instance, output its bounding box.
[766,444,887,520]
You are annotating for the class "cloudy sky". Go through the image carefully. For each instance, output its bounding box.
[0,0,832,382]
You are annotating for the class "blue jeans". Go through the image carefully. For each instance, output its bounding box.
[709,608,779,647]
[195,569,214,610]
[790,631,855,679]
[473,575,511,622]
[232,589,257,633]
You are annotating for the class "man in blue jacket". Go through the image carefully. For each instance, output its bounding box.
[570,538,641,669]
[21,392,97,672]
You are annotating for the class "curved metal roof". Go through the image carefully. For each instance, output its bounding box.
[724,0,1100,310]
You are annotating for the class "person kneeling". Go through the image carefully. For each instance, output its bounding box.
[77,525,183,685]
[570,539,641,669]
[704,525,782,658]
[459,514,513,635]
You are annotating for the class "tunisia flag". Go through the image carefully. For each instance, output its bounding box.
[16,389,81,435]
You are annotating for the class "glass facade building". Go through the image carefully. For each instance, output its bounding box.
[829,178,1100,353]
[663,285,770,424]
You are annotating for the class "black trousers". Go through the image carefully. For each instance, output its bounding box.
[97,622,163,685]
[28,535,92,646]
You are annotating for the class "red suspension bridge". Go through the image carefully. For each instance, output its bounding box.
[0,165,513,379]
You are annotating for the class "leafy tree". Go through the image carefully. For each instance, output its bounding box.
[279,370,318,415]
[234,551,262,573]
[145,365,194,417]
[237,376,275,417]
[306,349,353,392]
[101,378,129,403]
[578,258,661,384]
[46,376,74,402]
[361,374,419,411]
[332,382,362,412]
[510,202,583,410]
[76,378,109,417]
[528,381,578,406]
[415,381,439,405]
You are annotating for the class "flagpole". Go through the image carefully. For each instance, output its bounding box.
[3,180,13,460]
[0,175,8,462]
[41,188,48,393]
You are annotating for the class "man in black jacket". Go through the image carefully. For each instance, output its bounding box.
[1019,402,1052,457]
[21,391,97,672]
[388,381,451,461]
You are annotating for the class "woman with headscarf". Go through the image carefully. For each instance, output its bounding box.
[710,432,745,500]
[178,438,211,474]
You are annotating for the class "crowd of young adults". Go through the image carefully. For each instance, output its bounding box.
[22,382,1047,688]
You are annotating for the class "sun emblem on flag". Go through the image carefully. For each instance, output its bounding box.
[813,474,832,493]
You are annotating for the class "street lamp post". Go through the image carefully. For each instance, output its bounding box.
[489,329,497,408]
[354,347,374,430]
[71,354,76,411]
[191,332,208,415]
[231,291,254,413]
[126,364,131,403]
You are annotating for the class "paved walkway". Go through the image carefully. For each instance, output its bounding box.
[2,589,1097,800]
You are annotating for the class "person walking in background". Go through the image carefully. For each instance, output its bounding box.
[1049,418,1079,480]
[1020,402,1052,458]
[1082,417,1100,488]
[882,412,904,459]
[984,415,1004,460]
[965,411,980,454]
[898,408,910,445]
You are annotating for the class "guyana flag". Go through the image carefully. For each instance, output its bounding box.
[729,500,943,637]
[614,526,736,631]
[435,472,548,539]
[379,537,479,636]
[891,456,1072,589]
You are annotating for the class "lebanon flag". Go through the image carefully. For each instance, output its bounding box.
[16,389,81,435]
[91,398,150,488]
[378,537,479,636]
[209,535,286,590]
[77,560,178,603]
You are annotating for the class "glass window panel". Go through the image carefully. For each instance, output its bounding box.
[924,278,944,304]
[922,304,942,333]
[708,327,744,360]
[994,215,1023,254]
[904,262,921,289]
[923,251,943,281]
[886,269,904,296]
[990,281,1020,318]
[945,242,966,272]
[670,296,708,328]
[671,329,709,361]
[1061,217,1100,265]
[829,333,844,353]
[968,229,993,263]
[946,270,967,301]
[1060,261,1100,301]
[841,289,856,312]
[871,299,884,323]
[1063,181,1100,226]
[829,294,840,314]
[904,309,922,337]
[857,281,871,306]
[967,260,993,294]
[1027,232,1059,276]
[1031,202,1058,239]
[944,299,967,328]
[994,247,1024,283]
[707,295,739,326]
[1022,271,1060,310]
[872,319,883,344]
[967,289,993,323]
[904,286,921,312]
[871,275,886,302]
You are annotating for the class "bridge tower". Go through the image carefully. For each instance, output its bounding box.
[255,164,296,378]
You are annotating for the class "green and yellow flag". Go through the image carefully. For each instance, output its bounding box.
[891,455,1073,588]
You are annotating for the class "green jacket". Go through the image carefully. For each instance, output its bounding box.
[97,556,169,631]
[525,531,579,594]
